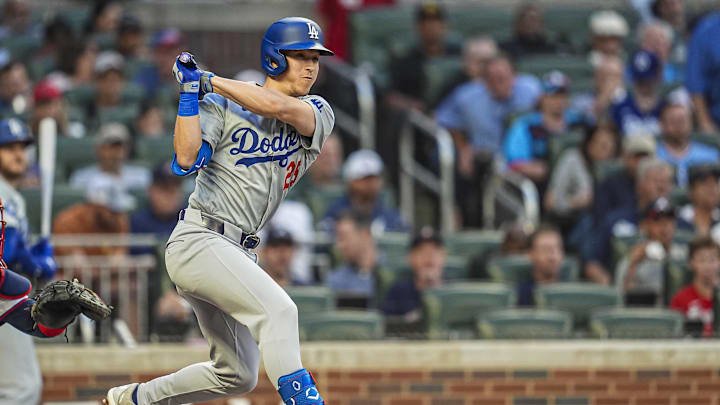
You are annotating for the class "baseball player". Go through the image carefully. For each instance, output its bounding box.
[104,17,334,405]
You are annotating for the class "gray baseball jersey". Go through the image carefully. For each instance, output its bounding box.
[188,93,334,234]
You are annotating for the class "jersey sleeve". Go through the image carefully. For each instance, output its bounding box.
[198,93,228,150]
[299,95,335,155]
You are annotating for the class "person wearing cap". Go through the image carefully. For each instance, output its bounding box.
[517,225,565,306]
[592,134,657,227]
[686,10,720,134]
[115,14,144,61]
[0,60,31,117]
[326,211,383,308]
[133,28,184,96]
[656,102,719,187]
[677,164,720,237]
[0,117,57,405]
[69,122,151,192]
[500,2,559,60]
[588,10,629,67]
[382,226,446,320]
[670,236,718,337]
[615,197,686,304]
[504,70,584,193]
[386,1,462,111]
[585,158,673,284]
[322,149,406,233]
[29,79,68,138]
[89,50,142,126]
[258,228,305,288]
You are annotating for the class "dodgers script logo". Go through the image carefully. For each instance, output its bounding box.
[229,126,302,168]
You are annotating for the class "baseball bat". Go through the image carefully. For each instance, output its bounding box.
[38,117,57,238]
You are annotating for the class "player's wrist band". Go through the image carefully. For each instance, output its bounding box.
[178,92,199,117]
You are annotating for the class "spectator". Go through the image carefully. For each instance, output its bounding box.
[651,0,686,37]
[29,80,68,138]
[588,10,629,67]
[656,102,719,187]
[571,55,624,124]
[133,28,183,97]
[31,16,74,69]
[115,14,145,61]
[517,225,565,306]
[69,122,151,191]
[382,227,446,319]
[435,36,498,103]
[670,236,718,337]
[152,290,193,342]
[130,162,183,253]
[468,221,530,279]
[133,101,168,138]
[611,50,667,137]
[436,55,541,225]
[265,200,315,285]
[585,158,673,284]
[53,174,133,257]
[0,0,41,41]
[504,70,582,194]
[637,21,681,84]
[258,228,304,288]
[686,11,720,133]
[616,197,686,305]
[322,149,406,233]
[316,0,395,61]
[290,133,344,223]
[0,61,31,117]
[385,2,462,111]
[85,0,123,39]
[501,2,558,59]
[88,50,139,126]
[545,123,619,222]
[326,212,382,308]
[677,164,720,237]
[592,135,656,226]
[47,40,98,92]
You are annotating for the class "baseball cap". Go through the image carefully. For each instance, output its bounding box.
[622,134,656,156]
[151,28,183,48]
[589,10,629,37]
[630,50,660,82]
[265,227,295,247]
[152,161,182,187]
[94,50,124,75]
[343,149,383,182]
[688,163,720,186]
[118,14,142,34]
[33,80,61,104]
[410,226,444,250]
[542,70,571,94]
[641,197,675,220]
[0,118,33,146]
[95,123,130,146]
[416,2,446,21]
[85,175,136,213]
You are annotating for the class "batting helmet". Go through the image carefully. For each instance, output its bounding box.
[261,17,334,77]
[0,118,32,147]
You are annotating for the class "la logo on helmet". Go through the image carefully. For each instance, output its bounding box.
[307,23,319,40]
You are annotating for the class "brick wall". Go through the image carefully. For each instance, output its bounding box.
[42,367,720,405]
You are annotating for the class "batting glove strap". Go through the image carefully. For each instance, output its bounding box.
[278,369,324,405]
[178,92,199,117]
[200,71,215,95]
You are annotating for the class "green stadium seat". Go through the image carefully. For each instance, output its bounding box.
[669,187,689,207]
[448,7,513,40]
[286,286,335,318]
[21,184,87,234]
[477,308,573,339]
[535,283,621,326]
[299,310,384,341]
[134,136,174,168]
[424,282,514,338]
[590,308,683,338]
[56,136,97,177]
[445,230,503,260]
[377,232,411,258]
[1,35,42,61]
[486,255,580,284]
[58,8,91,34]
[516,55,593,83]
[593,159,623,183]
[691,132,720,149]
[63,85,95,108]
[97,104,140,127]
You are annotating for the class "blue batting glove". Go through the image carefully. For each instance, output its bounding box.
[199,71,215,100]
[30,238,57,280]
[172,52,201,94]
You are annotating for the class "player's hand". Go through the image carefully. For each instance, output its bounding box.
[173,52,201,94]
[30,238,57,280]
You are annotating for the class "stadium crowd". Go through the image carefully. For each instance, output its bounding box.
[1,0,720,341]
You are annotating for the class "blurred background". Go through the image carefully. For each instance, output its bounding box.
[3,0,720,404]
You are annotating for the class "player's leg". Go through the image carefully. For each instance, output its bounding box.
[0,326,42,405]
[164,226,323,404]
[134,292,260,404]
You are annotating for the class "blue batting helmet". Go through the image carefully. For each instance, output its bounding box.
[261,17,334,77]
[0,118,32,147]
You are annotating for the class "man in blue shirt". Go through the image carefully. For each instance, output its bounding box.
[610,50,665,137]
[656,102,719,187]
[504,70,582,195]
[686,11,720,134]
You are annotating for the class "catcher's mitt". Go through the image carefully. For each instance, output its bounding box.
[31,279,112,329]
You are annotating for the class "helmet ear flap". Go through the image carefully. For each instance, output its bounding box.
[261,39,287,77]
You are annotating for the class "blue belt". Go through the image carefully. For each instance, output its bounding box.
[179,209,260,250]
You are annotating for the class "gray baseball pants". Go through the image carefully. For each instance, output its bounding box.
[0,326,41,405]
[136,218,303,404]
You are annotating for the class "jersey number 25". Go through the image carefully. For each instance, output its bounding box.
[284,160,302,190]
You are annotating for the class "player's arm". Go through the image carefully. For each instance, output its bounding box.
[211,77,317,137]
